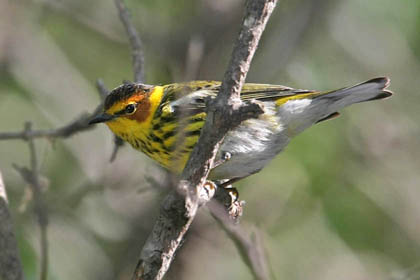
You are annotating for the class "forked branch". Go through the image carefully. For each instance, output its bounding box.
[13,122,49,280]
[134,1,277,279]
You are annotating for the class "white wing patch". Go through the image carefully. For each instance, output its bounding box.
[282,99,312,114]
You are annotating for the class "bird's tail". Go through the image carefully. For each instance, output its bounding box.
[282,77,392,135]
[312,77,392,124]
[319,77,392,108]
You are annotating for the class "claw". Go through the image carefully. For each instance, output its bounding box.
[214,184,244,221]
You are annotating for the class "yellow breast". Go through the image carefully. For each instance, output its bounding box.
[105,86,204,173]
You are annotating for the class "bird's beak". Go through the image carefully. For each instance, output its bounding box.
[88,112,116,125]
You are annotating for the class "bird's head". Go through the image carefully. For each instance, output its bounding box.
[89,83,157,138]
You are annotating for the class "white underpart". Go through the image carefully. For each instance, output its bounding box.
[212,102,287,179]
[211,98,322,179]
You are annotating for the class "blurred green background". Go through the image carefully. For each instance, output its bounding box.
[1,0,419,279]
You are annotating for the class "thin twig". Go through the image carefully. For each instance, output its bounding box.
[0,80,110,142]
[113,0,145,160]
[26,122,48,280]
[0,171,24,280]
[96,78,110,100]
[114,0,145,83]
[0,111,99,141]
[134,1,277,279]
[209,200,273,280]
[13,122,49,280]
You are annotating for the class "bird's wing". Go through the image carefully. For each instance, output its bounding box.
[157,82,215,119]
[158,81,317,118]
[240,83,315,101]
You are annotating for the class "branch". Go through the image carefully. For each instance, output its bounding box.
[0,80,108,142]
[114,0,145,83]
[0,95,108,141]
[0,81,113,280]
[209,200,273,280]
[96,78,110,100]
[0,2,142,151]
[0,1,144,277]
[0,55,110,280]
[0,112,95,141]
[13,122,49,280]
[134,1,277,279]
[0,171,24,280]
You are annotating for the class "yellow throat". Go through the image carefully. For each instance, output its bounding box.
[104,85,201,173]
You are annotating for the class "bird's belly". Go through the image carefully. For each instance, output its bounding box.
[210,115,290,180]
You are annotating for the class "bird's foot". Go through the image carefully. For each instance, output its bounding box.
[214,181,244,221]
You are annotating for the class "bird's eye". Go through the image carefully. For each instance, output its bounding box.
[125,104,137,114]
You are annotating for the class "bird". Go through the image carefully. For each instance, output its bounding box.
[89,78,392,181]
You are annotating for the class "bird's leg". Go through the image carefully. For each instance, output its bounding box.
[214,177,248,221]
[212,152,251,220]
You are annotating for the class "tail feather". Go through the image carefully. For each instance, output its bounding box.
[276,77,392,136]
[311,77,392,125]
[320,77,393,107]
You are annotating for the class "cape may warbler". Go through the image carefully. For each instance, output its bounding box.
[89,78,392,180]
